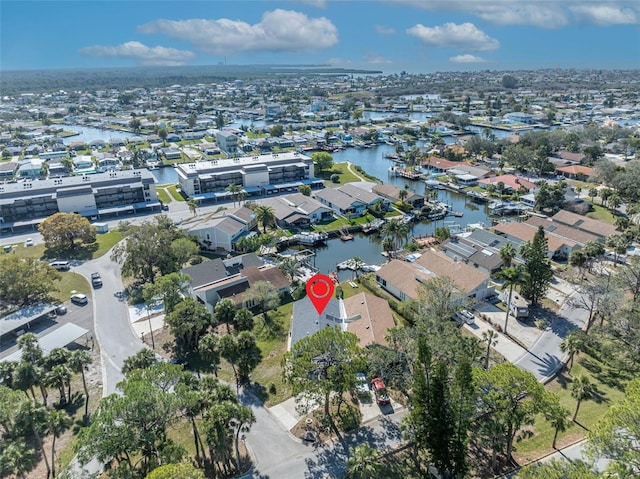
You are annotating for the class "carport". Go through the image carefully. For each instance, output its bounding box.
[0,303,57,338]
[1,323,89,362]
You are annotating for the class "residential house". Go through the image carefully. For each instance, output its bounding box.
[183,207,257,252]
[215,130,239,156]
[551,209,619,240]
[493,222,578,259]
[260,193,334,228]
[343,293,395,347]
[0,161,18,179]
[372,183,424,207]
[186,261,289,313]
[289,292,394,349]
[314,183,384,218]
[376,250,492,302]
[478,174,536,193]
[160,147,181,161]
[555,164,593,180]
[73,155,94,172]
[18,158,44,177]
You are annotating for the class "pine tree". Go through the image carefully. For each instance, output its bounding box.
[520,226,553,306]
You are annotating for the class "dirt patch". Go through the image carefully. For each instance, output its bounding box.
[290,393,362,444]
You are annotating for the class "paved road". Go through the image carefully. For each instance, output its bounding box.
[75,254,141,395]
[240,386,407,479]
[513,289,587,382]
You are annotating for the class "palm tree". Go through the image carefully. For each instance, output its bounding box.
[68,350,92,422]
[588,187,598,204]
[277,256,299,281]
[226,183,242,207]
[47,409,71,478]
[382,237,394,260]
[571,375,593,421]
[187,198,199,217]
[0,441,35,479]
[495,265,525,335]
[398,187,408,205]
[499,243,517,268]
[381,220,399,254]
[351,256,364,279]
[545,403,570,449]
[254,205,276,234]
[482,329,498,370]
[18,401,50,479]
[346,443,381,479]
[608,194,621,211]
[560,331,585,371]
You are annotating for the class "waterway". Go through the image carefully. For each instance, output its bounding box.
[57,124,137,144]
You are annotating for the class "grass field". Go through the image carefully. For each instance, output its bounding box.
[513,350,629,463]
[319,162,361,186]
[52,272,91,302]
[586,203,616,224]
[156,187,172,204]
[167,184,186,202]
[2,230,123,261]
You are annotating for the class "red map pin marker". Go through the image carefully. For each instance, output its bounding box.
[306,274,334,315]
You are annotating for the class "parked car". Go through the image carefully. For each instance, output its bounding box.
[71,294,88,305]
[24,238,34,247]
[50,260,70,271]
[370,377,390,405]
[355,372,369,395]
[91,272,102,287]
[55,304,67,315]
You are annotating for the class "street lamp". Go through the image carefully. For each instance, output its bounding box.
[145,302,156,350]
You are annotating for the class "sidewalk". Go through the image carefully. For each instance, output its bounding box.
[128,303,165,339]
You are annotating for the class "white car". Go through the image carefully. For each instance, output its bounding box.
[355,372,369,395]
[71,293,88,305]
[24,238,34,247]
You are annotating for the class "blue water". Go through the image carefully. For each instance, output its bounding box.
[58,124,137,144]
[150,167,179,184]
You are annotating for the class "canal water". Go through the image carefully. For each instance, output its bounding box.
[57,124,137,144]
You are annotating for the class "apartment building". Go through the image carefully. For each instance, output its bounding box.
[175,151,319,200]
[0,169,158,229]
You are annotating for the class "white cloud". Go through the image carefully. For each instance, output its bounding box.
[375,24,396,35]
[570,4,638,25]
[449,54,487,63]
[80,41,195,66]
[138,9,338,56]
[407,22,500,51]
[326,57,353,65]
[393,1,640,29]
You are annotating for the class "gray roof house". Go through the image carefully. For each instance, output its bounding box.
[183,207,257,252]
[314,183,384,218]
[260,193,334,228]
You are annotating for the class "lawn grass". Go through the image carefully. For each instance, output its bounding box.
[91,230,124,258]
[513,351,629,464]
[52,272,91,302]
[167,184,186,202]
[2,230,123,261]
[319,162,361,186]
[586,203,616,224]
[310,214,373,232]
[249,302,294,406]
[156,187,172,204]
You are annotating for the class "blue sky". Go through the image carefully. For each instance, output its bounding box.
[2,0,639,72]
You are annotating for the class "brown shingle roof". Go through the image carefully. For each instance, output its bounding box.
[493,222,576,253]
[551,209,618,238]
[343,293,395,347]
[414,250,489,294]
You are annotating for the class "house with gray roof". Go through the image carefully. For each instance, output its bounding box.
[183,207,257,252]
[314,183,384,218]
[261,193,334,228]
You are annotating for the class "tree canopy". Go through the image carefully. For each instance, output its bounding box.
[38,212,96,251]
[0,256,60,306]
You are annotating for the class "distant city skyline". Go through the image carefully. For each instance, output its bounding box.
[1,1,639,73]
